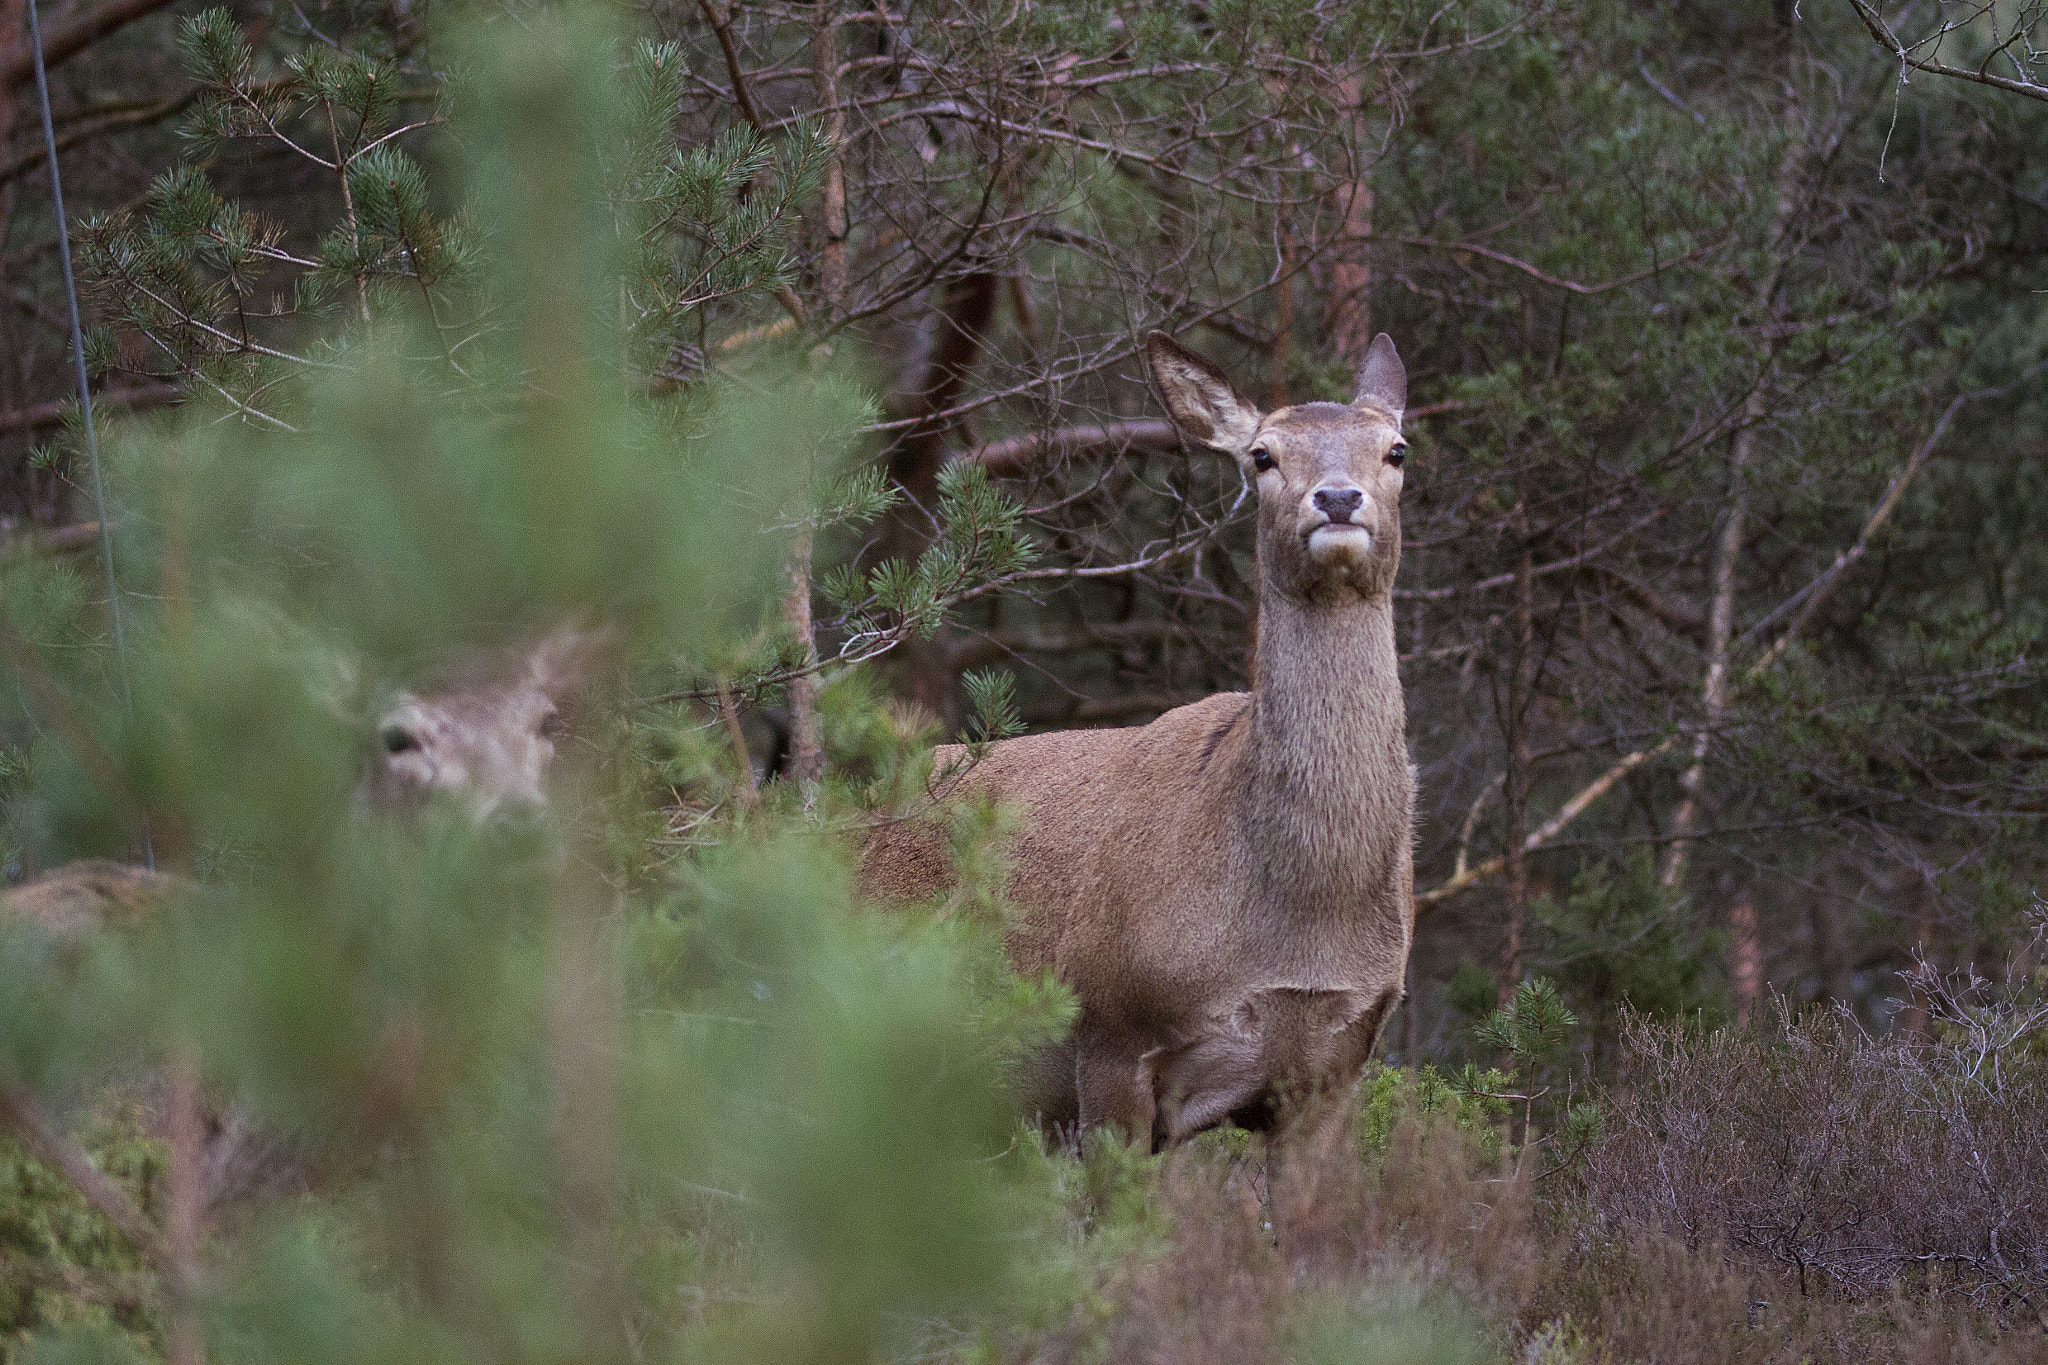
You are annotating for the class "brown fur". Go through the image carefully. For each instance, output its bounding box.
[3,858,174,936]
[862,332,1417,1173]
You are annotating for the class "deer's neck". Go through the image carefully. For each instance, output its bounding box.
[1243,588,1410,915]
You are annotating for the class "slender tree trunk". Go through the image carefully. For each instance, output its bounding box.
[778,0,847,786]
[1270,219,1293,409]
[1500,524,1535,1005]
[1660,19,1807,888]
[1327,75,1375,370]
[810,0,847,324]
[1660,412,1750,887]
[164,1045,204,1365]
[1809,863,1852,1004]
[869,269,1000,725]
[546,873,626,1353]
[1896,868,1937,1039]
[1727,895,1760,1026]
[0,0,21,151]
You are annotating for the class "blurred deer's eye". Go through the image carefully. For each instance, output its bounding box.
[1386,442,1408,468]
[382,727,421,755]
[539,709,565,740]
[1251,446,1275,473]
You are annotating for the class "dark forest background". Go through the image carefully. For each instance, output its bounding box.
[1,0,2047,1359]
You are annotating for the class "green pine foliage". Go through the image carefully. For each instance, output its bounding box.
[0,13,1075,1364]
[4,0,2047,1359]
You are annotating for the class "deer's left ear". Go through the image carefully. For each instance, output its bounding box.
[522,624,615,698]
[1145,331,1263,455]
[1352,334,1406,421]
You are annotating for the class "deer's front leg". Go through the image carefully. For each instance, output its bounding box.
[1267,988,1398,1259]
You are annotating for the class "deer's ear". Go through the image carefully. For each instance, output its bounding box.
[1145,331,1262,454]
[1352,333,1406,421]
[522,624,615,699]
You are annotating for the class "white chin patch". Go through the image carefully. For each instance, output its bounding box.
[1308,524,1372,563]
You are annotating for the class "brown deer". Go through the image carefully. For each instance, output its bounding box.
[862,331,1416,1206]
[5,626,603,929]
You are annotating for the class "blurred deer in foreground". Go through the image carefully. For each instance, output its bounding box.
[863,332,1417,1231]
[6,626,602,929]
[1,627,606,1220]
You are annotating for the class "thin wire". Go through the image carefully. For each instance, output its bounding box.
[27,0,152,869]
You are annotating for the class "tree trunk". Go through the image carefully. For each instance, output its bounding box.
[869,269,1000,725]
[1659,410,1751,887]
[1727,895,1760,1027]
[1500,524,1535,1005]
[779,0,846,786]
[1809,862,1853,1005]
[1326,74,1375,370]
[1895,869,1937,1039]
[1660,13,1807,888]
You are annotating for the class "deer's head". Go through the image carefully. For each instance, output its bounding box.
[1146,331,1407,604]
[362,627,607,821]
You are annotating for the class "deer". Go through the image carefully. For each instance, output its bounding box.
[5,626,602,931]
[861,331,1416,1223]
[0,628,607,1222]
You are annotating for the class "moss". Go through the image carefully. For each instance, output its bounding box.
[0,1104,164,1362]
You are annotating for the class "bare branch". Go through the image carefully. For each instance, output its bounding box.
[2,0,182,93]
[694,0,769,133]
[1845,0,2048,102]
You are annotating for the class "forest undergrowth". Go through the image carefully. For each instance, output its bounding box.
[11,988,2048,1363]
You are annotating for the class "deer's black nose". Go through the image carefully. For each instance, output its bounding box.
[1314,487,1364,523]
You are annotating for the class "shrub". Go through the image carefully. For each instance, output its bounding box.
[1578,995,2048,1318]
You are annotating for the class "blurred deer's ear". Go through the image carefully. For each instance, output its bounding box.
[521,624,615,699]
[1145,331,1262,455]
[1351,333,1406,421]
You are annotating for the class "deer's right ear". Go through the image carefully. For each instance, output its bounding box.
[1145,331,1262,455]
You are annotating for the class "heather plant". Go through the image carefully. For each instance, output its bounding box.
[1580,1001,2048,1317]
[3,0,2047,1359]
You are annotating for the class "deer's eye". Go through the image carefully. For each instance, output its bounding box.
[381,727,421,755]
[1386,442,1408,469]
[1251,446,1275,473]
[539,709,565,740]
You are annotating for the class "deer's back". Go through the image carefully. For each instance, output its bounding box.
[3,859,178,936]
[860,693,1253,975]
